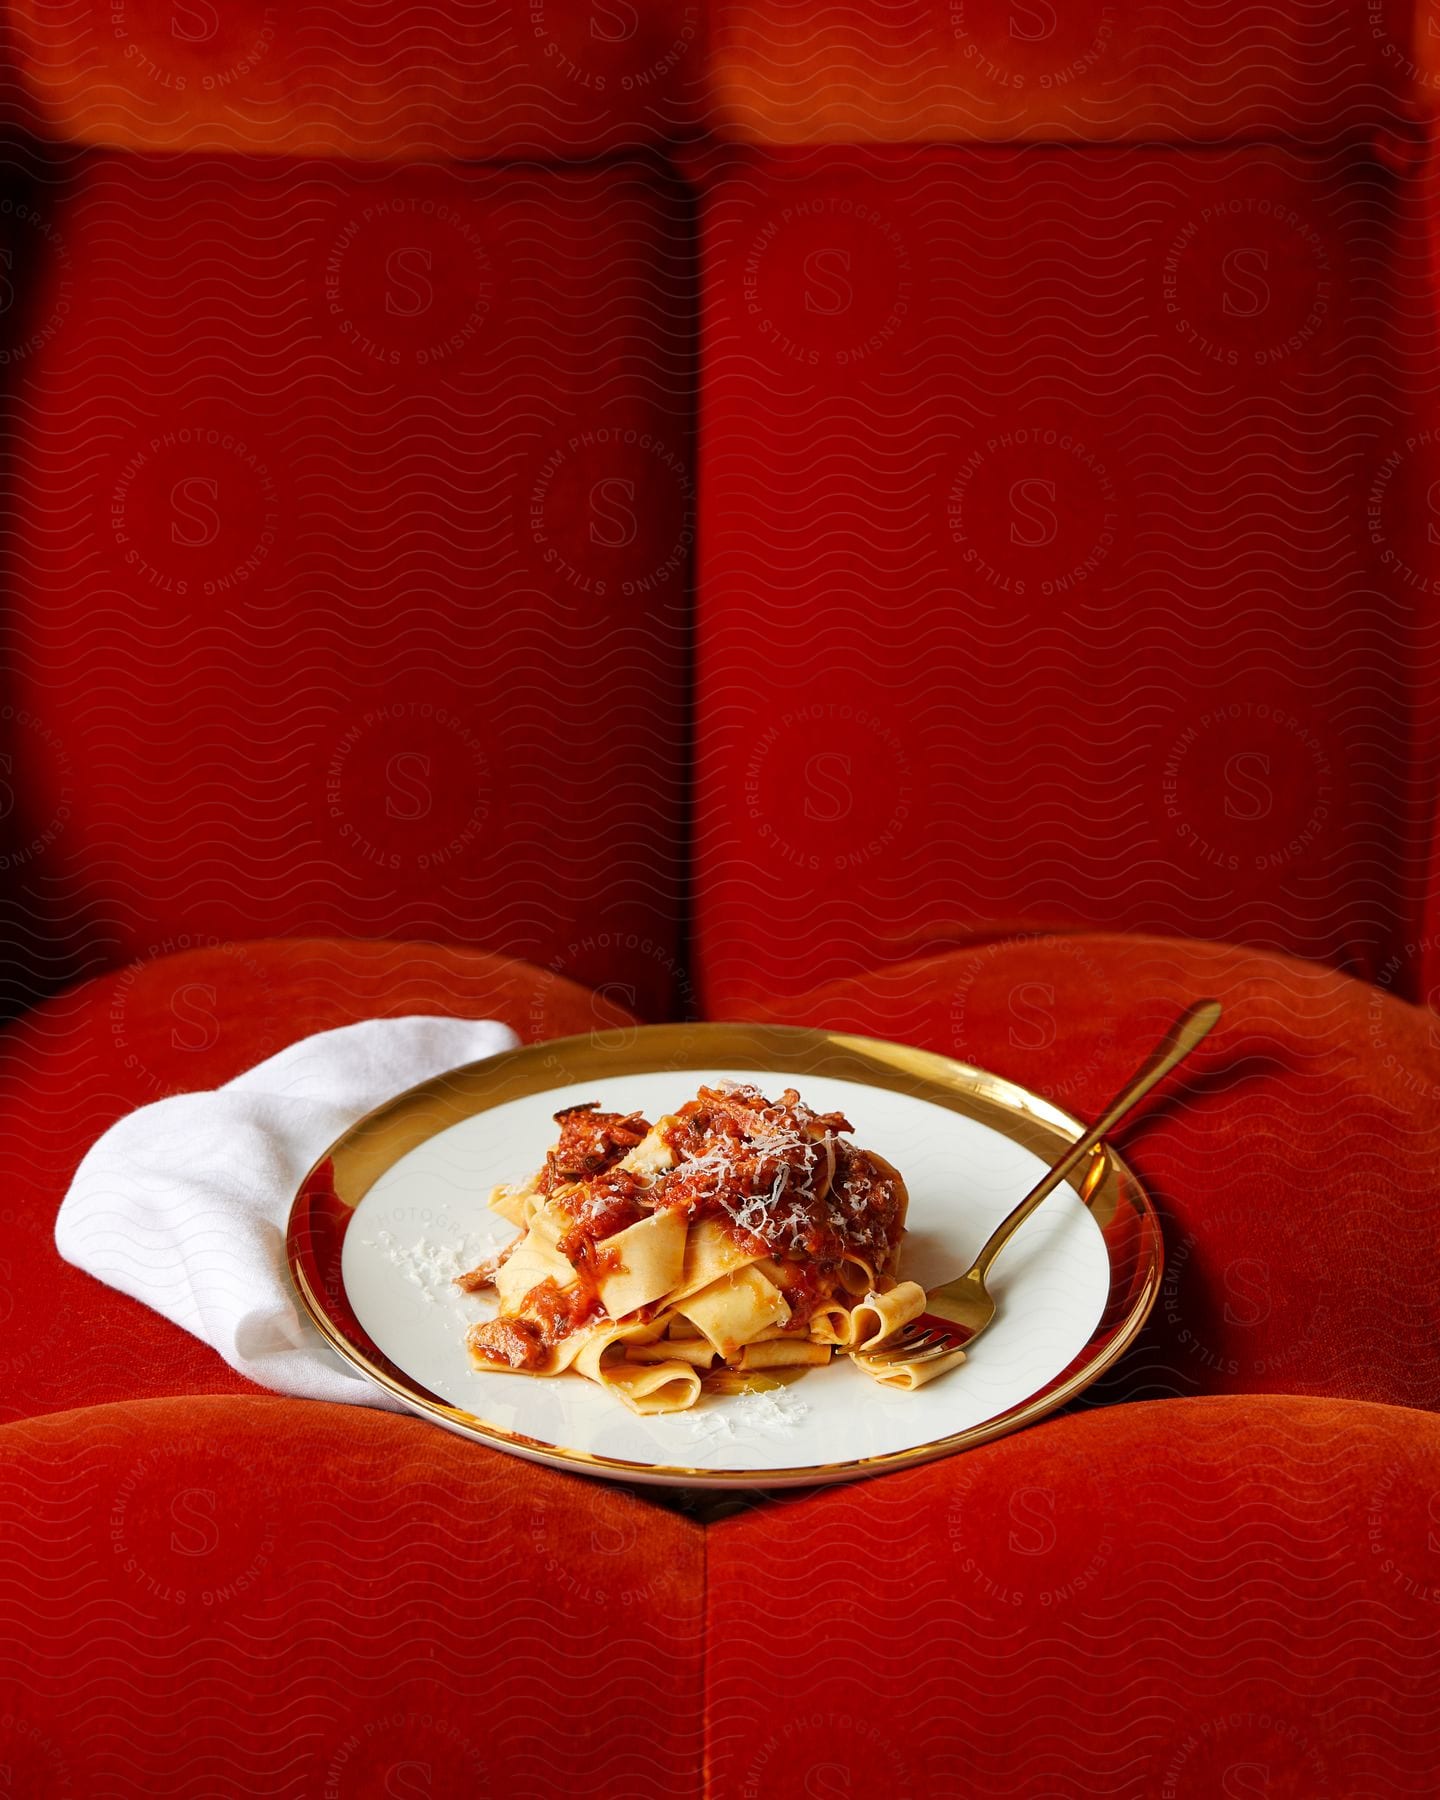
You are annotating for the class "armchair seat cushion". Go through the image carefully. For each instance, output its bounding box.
[747,932,1440,1413]
[706,1392,1440,1800]
[0,936,634,1424]
[0,1393,704,1800]
[0,1390,1435,1799]
[6,929,1437,1424]
[1,933,1437,1794]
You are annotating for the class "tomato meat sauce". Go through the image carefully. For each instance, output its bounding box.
[466,1084,905,1347]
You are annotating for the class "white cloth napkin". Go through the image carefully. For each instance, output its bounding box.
[55,1014,519,1410]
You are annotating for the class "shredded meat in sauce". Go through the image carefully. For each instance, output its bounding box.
[467,1276,602,1369]
[455,1103,649,1292]
[536,1102,651,1198]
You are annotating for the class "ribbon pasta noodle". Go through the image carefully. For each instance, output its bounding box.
[455,1083,964,1413]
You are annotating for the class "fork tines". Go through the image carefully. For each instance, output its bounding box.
[857,1321,972,1366]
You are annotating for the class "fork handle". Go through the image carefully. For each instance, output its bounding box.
[968,998,1222,1283]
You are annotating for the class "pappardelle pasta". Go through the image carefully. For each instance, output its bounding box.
[454,1082,966,1414]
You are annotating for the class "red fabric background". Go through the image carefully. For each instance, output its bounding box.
[7,0,704,158]
[0,937,637,1424]
[695,141,1439,1014]
[0,149,694,1019]
[1418,126,1440,997]
[11,2,1433,156]
[705,0,1435,144]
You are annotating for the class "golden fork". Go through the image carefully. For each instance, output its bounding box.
[860,998,1222,1371]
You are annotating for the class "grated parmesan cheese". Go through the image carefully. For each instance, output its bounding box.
[363,1230,499,1309]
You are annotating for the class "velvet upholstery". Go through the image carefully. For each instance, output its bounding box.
[704,0,1440,144]
[7,0,704,159]
[10,3,1439,160]
[0,1395,705,1799]
[693,139,1440,1015]
[1,1392,1436,1798]
[0,937,637,1424]
[707,1394,1440,1798]
[0,148,693,1019]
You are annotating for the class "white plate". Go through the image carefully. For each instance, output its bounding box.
[288,1025,1162,1487]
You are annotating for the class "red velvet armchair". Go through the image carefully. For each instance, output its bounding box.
[1,4,1439,1794]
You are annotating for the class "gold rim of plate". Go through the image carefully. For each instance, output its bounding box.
[285,1022,1164,1487]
